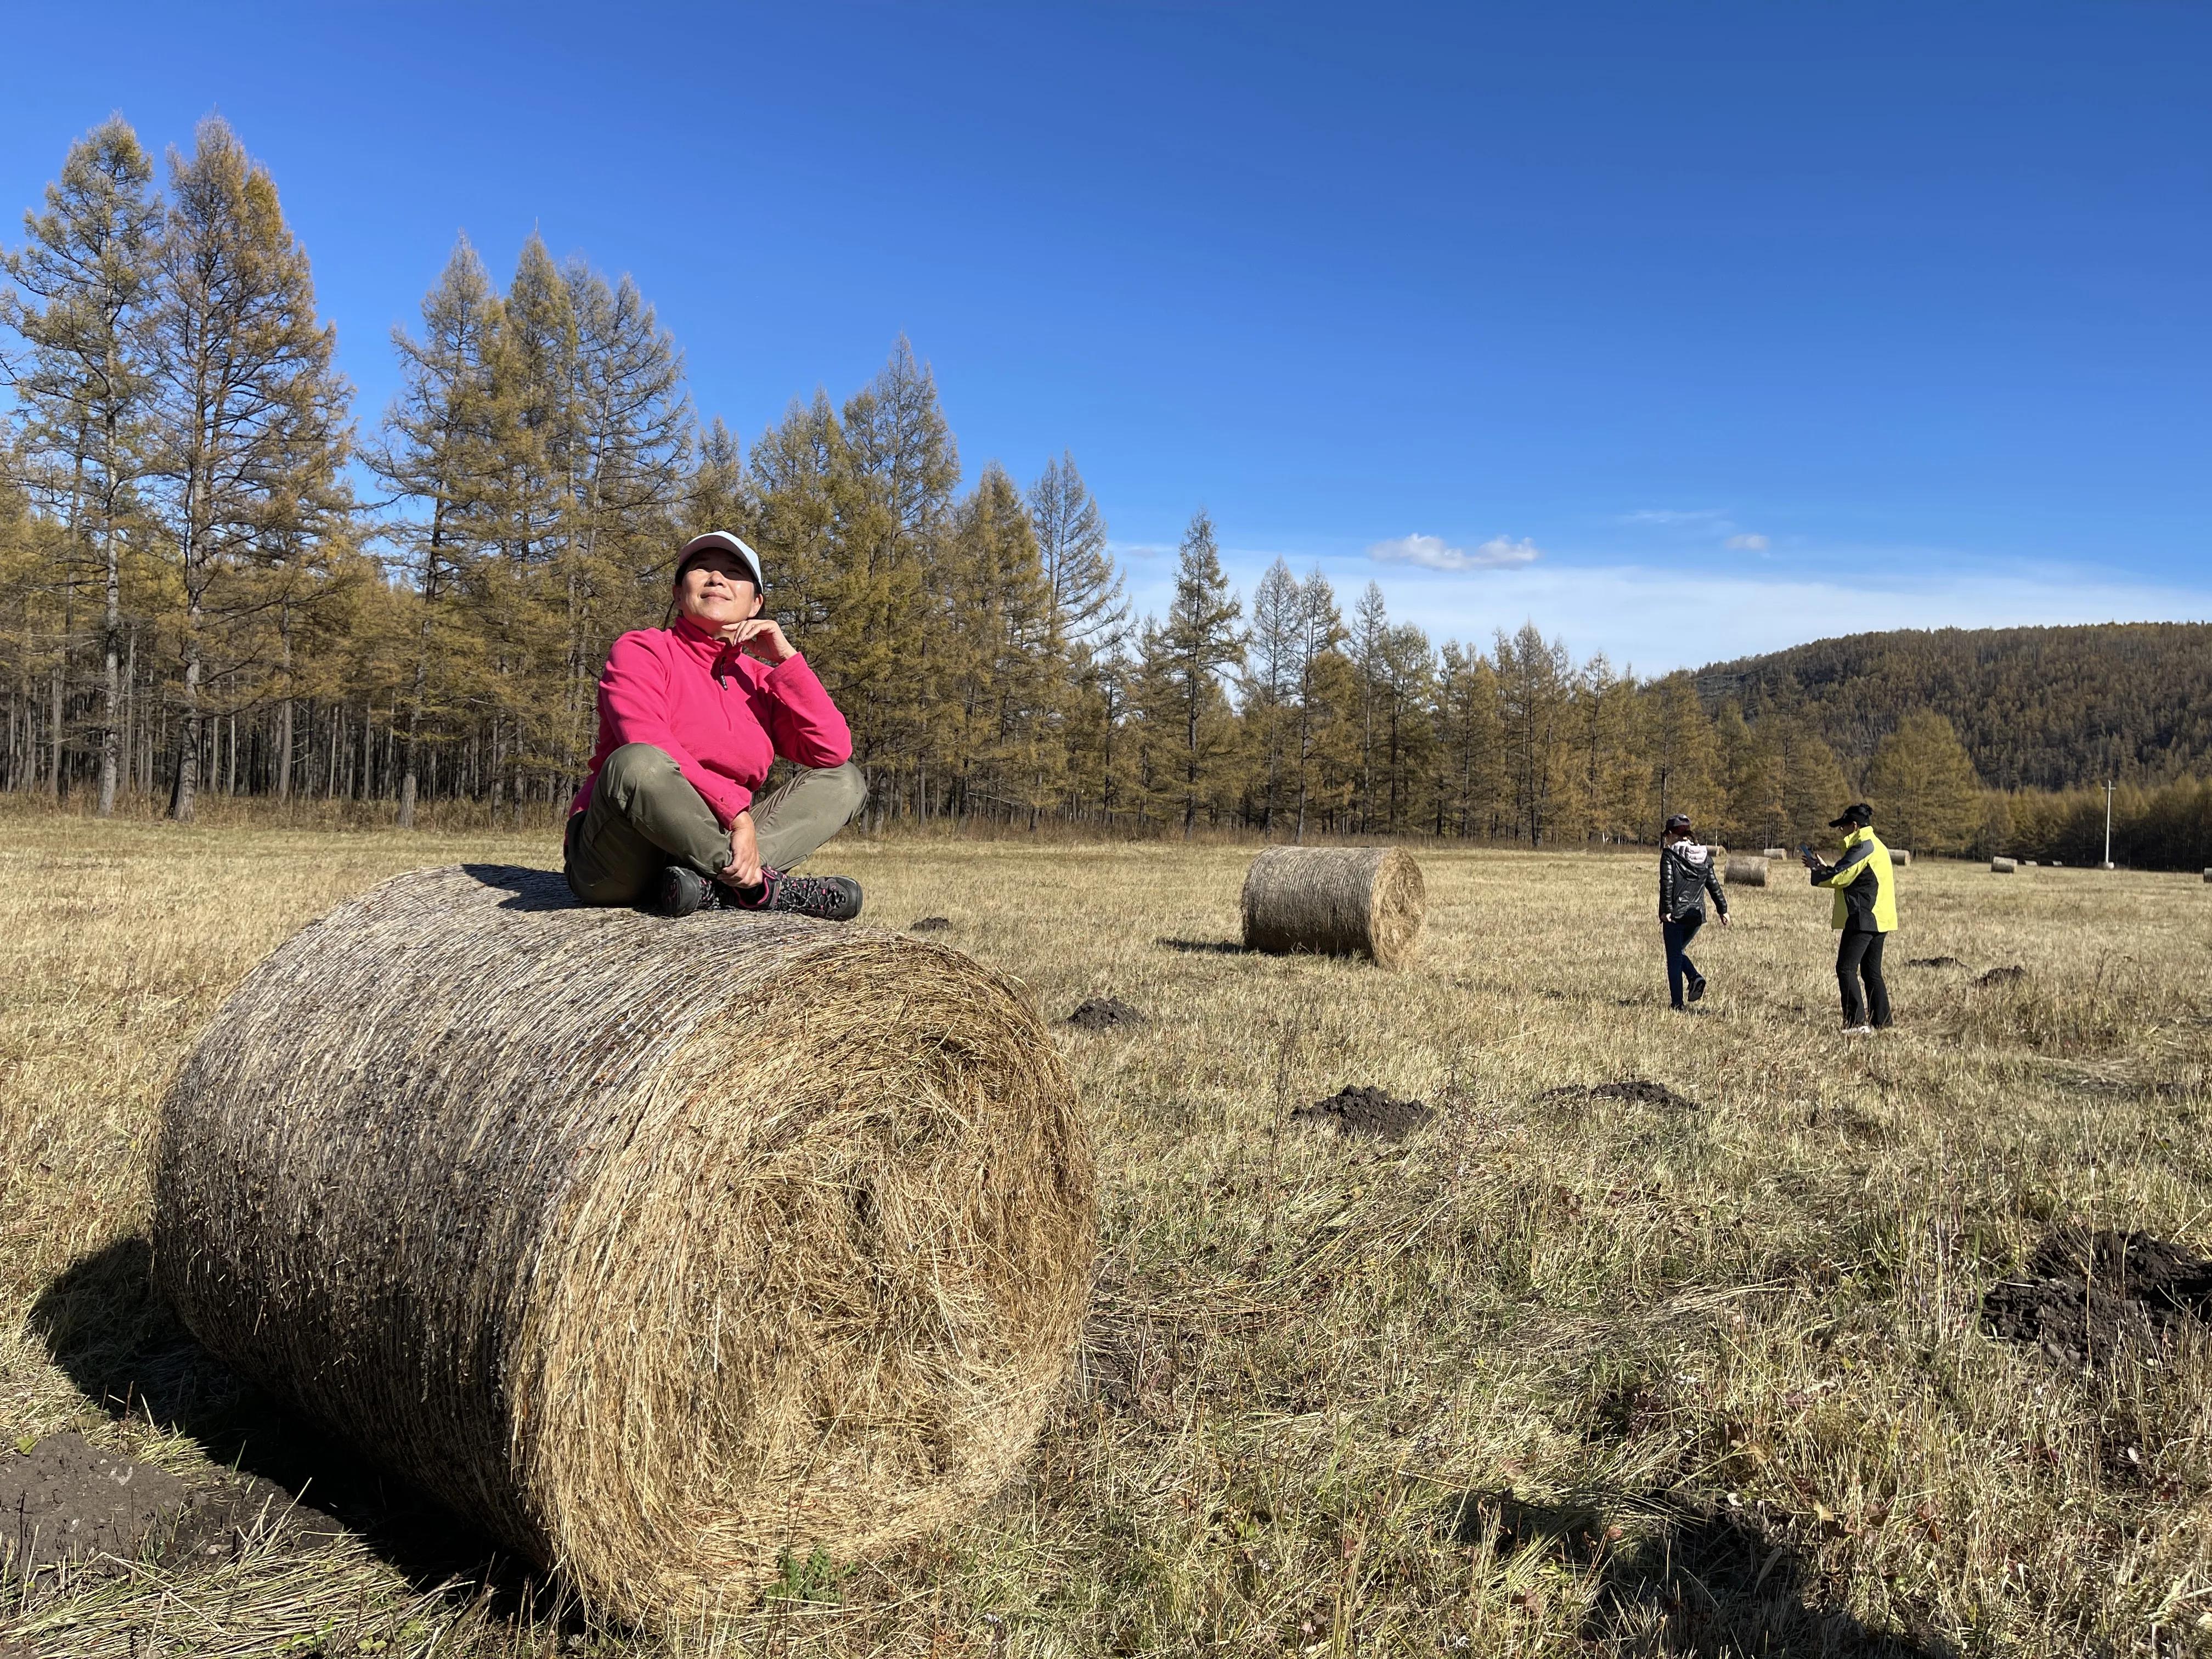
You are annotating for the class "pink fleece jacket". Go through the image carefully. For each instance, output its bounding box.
[568,618,853,828]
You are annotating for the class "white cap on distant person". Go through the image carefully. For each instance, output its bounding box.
[675,531,766,592]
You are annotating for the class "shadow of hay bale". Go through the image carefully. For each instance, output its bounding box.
[28,1237,535,1611]
[1436,1487,1950,1655]
[1154,935,1253,955]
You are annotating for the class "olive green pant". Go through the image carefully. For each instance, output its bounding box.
[564,743,867,906]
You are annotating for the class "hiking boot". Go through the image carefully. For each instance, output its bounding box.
[1686,975,1707,1004]
[719,868,865,922]
[1842,1024,1875,1036]
[757,870,865,922]
[653,865,723,918]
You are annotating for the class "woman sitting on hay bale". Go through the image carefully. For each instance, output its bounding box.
[565,531,867,920]
[1658,812,1730,1010]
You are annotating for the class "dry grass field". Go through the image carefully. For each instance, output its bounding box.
[3,808,2210,1657]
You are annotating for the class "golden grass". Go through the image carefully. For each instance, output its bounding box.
[4,811,2211,1656]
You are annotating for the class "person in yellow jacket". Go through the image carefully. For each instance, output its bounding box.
[1801,801,1897,1034]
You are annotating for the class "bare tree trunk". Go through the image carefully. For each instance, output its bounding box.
[48,662,64,800]
[98,527,120,815]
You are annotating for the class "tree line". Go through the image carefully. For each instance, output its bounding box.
[5,115,2208,868]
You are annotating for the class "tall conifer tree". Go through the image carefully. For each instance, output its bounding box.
[145,117,350,822]
[1,116,162,813]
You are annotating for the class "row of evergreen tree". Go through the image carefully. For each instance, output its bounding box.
[4,115,2207,867]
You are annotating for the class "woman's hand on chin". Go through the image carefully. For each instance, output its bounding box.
[720,618,797,664]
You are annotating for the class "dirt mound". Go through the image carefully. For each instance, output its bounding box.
[1906,956,1963,968]
[1293,1086,1431,1141]
[1543,1079,1702,1113]
[1068,997,1143,1031]
[0,1431,189,1569]
[1976,965,2028,986]
[1983,1228,2212,1367]
[907,915,953,932]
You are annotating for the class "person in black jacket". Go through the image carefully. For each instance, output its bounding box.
[1658,812,1730,1009]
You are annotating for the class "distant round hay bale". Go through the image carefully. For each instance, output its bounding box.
[2204,868,2211,883]
[1991,856,2018,873]
[1892,849,1912,866]
[1761,846,1788,860]
[1240,846,1425,968]
[1725,855,1769,886]
[153,865,1094,1622]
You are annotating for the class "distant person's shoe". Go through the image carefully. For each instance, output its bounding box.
[744,869,865,922]
[1842,1024,1875,1036]
[1686,975,1708,1004]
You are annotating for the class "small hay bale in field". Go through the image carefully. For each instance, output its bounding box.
[1239,845,1425,968]
[1991,856,2018,873]
[1762,846,1788,860]
[1724,855,1769,887]
[153,865,1095,1622]
[2203,868,2211,883]
[1892,849,1912,866]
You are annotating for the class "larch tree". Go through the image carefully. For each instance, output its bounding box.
[1242,557,1301,834]
[368,235,504,826]
[1026,450,1124,653]
[1865,709,1982,853]
[145,116,351,823]
[1495,622,1572,844]
[0,115,162,814]
[1159,509,1243,837]
[842,338,957,812]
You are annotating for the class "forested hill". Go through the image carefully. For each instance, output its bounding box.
[1695,622,2212,791]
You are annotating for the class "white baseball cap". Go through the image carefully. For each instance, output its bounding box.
[674,531,766,592]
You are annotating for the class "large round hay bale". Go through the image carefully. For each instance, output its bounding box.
[153,865,1094,1622]
[1725,855,1769,887]
[2203,867,2211,883]
[1892,849,1912,866]
[1990,856,2018,873]
[1761,846,1788,860]
[1240,846,1424,968]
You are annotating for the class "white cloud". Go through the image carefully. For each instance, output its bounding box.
[1622,507,1732,527]
[1320,561,2212,674]
[1724,533,1770,551]
[1107,539,1172,561]
[1367,533,1542,572]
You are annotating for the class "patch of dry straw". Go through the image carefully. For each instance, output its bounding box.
[1239,845,1425,968]
[151,865,1095,1623]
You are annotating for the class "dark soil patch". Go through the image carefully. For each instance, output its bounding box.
[907,915,952,932]
[1,1431,188,1569]
[1543,1079,1702,1113]
[1976,964,2028,986]
[1983,1228,2212,1367]
[1906,955,1963,968]
[1154,936,1250,955]
[1292,1085,1431,1141]
[1068,997,1143,1031]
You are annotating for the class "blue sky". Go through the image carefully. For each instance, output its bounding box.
[4,2,2207,672]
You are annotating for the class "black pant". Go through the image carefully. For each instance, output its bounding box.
[1836,929,1891,1028]
[1663,915,1704,1008]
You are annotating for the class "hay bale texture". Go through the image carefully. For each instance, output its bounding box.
[1725,855,1770,887]
[1762,846,1788,860]
[1240,846,1425,968]
[1991,856,2018,873]
[153,865,1094,1621]
[1893,849,1912,866]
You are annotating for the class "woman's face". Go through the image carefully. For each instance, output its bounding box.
[675,552,763,630]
